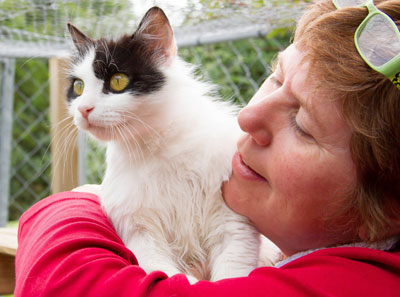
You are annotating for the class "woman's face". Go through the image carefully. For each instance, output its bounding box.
[222,44,358,256]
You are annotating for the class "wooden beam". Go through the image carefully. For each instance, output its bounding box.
[49,58,79,193]
[0,253,14,294]
[0,227,17,294]
[0,227,17,256]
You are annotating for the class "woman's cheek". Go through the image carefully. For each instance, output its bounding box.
[272,152,316,199]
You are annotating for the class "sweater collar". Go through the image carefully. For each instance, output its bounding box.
[275,236,400,268]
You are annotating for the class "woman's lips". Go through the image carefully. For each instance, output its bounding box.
[232,151,267,182]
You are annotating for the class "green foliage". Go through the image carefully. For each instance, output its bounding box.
[6,220,18,228]
[0,0,133,39]
[8,58,51,220]
[180,32,291,105]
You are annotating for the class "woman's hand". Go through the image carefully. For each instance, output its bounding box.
[72,184,101,195]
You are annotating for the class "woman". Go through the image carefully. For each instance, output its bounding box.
[14,0,400,296]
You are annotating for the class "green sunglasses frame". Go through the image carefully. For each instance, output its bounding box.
[333,0,400,89]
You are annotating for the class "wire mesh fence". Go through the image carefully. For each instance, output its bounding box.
[7,58,52,220]
[0,0,302,224]
[3,35,290,222]
[0,0,304,57]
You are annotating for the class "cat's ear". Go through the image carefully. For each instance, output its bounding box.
[133,7,177,65]
[67,23,94,52]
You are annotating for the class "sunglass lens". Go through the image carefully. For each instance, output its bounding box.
[334,0,367,8]
[357,14,400,67]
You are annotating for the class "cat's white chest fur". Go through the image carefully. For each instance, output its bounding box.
[99,95,262,281]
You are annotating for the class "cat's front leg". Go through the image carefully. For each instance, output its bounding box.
[126,233,181,276]
[125,233,198,284]
[209,220,261,281]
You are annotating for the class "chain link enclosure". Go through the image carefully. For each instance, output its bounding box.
[0,0,305,223]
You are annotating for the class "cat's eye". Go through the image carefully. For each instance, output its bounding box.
[110,73,130,92]
[73,79,84,96]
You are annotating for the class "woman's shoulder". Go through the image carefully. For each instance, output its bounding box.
[276,239,400,268]
[19,191,101,229]
[250,244,400,296]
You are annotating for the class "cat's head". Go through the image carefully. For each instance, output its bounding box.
[66,7,177,142]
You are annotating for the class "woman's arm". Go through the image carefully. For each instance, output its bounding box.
[15,192,277,297]
[14,192,174,297]
[15,192,399,297]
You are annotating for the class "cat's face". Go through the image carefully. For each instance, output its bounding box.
[66,7,176,141]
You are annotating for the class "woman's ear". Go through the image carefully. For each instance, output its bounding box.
[357,223,369,242]
[358,217,400,242]
[132,7,177,65]
[388,218,400,238]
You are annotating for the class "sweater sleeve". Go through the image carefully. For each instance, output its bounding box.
[14,192,400,297]
[15,192,173,297]
[13,192,297,297]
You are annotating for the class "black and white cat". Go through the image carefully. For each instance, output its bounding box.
[66,7,277,282]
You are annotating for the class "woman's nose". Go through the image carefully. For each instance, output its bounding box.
[238,101,272,147]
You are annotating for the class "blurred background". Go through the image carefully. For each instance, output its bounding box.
[0,0,307,227]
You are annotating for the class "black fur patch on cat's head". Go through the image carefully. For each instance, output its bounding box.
[91,36,166,95]
[67,7,176,97]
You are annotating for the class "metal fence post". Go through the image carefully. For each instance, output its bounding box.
[0,58,16,227]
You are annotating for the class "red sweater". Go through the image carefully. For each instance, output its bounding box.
[15,192,400,297]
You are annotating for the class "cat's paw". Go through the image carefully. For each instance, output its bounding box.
[186,275,199,284]
[258,235,282,266]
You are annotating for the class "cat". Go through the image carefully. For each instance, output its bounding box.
[66,7,277,282]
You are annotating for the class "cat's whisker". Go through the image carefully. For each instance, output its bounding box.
[118,115,151,151]
[61,124,79,185]
[110,43,118,65]
[104,40,111,64]
[94,57,109,79]
[94,59,107,67]
[49,120,75,166]
[117,122,139,163]
[100,40,109,65]
[38,118,76,183]
[120,122,147,165]
[50,121,78,186]
[121,111,163,142]
[100,40,119,72]
[121,126,137,168]
[109,62,120,72]
[48,115,74,130]
[116,124,137,168]
[41,115,74,165]
[93,137,107,182]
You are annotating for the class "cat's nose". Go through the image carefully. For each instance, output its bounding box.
[78,105,94,119]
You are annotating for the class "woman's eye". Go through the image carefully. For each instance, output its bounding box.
[73,79,84,96]
[110,73,129,92]
[290,113,313,140]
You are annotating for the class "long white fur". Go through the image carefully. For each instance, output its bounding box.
[69,46,278,282]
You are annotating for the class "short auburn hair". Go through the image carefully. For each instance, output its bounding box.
[294,0,400,241]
